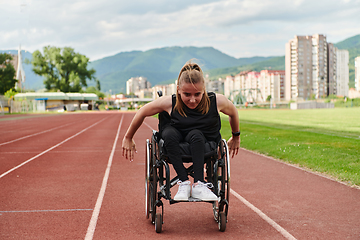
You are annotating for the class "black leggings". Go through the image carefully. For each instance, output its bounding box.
[161,126,206,182]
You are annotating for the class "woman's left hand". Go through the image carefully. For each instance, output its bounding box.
[227,136,240,158]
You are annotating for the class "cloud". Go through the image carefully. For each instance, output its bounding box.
[1,0,360,60]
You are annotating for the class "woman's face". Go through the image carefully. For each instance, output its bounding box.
[178,81,204,109]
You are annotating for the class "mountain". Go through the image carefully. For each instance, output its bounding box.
[335,34,360,49]
[88,46,274,93]
[3,34,359,93]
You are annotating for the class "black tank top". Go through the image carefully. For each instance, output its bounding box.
[170,92,221,142]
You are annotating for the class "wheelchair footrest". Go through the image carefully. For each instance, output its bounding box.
[170,197,218,204]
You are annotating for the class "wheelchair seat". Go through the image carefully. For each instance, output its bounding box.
[153,130,218,162]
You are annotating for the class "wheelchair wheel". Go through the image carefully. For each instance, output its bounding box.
[155,213,163,233]
[145,140,151,219]
[218,212,226,232]
[212,139,230,226]
[145,139,157,223]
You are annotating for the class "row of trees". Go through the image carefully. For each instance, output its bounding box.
[0,46,101,96]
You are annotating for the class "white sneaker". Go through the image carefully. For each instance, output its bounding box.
[173,180,191,201]
[191,181,218,201]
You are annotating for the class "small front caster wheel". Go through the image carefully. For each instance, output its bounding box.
[218,212,226,232]
[155,213,162,233]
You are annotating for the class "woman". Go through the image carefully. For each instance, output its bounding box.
[122,61,240,201]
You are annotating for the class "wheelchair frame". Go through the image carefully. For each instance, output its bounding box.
[145,130,231,233]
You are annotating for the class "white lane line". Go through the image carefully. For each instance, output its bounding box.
[0,123,73,146]
[230,188,297,240]
[143,121,154,131]
[0,209,93,213]
[0,118,107,179]
[84,114,124,240]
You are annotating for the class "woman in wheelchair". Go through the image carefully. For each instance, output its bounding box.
[122,61,240,202]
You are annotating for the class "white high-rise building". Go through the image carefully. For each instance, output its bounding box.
[126,76,151,95]
[286,34,349,100]
[285,35,313,100]
[355,56,360,92]
[312,34,328,99]
[336,50,349,97]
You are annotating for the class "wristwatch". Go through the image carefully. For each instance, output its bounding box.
[232,131,240,136]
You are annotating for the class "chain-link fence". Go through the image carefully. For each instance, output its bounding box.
[0,96,39,114]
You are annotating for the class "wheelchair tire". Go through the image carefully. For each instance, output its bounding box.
[212,139,230,222]
[145,140,151,219]
[146,139,157,224]
[150,139,158,224]
[155,213,162,233]
[218,212,226,232]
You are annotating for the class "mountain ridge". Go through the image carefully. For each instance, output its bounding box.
[2,34,360,93]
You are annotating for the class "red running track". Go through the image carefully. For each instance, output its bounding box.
[0,112,359,239]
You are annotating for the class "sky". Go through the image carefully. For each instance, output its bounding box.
[1,0,360,61]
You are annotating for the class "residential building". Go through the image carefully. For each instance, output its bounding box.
[126,77,151,95]
[336,50,349,97]
[355,56,360,92]
[245,71,262,102]
[259,70,286,102]
[224,75,235,99]
[327,43,337,96]
[285,35,313,101]
[312,34,328,99]
[152,83,176,98]
[285,34,350,100]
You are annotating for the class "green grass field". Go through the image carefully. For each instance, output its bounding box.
[220,107,360,187]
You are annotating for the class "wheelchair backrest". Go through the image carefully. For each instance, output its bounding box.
[157,90,171,136]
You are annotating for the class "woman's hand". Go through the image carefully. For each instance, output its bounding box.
[227,136,240,158]
[122,137,137,161]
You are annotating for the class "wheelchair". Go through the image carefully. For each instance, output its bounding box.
[145,107,231,233]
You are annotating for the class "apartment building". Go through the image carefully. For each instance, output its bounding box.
[259,70,285,102]
[126,76,151,95]
[312,34,328,99]
[336,50,349,96]
[224,75,235,98]
[355,56,360,92]
[285,35,313,101]
[327,43,337,96]
[285,34,350,100]
[245,71,261,102]
[152,83,176,99]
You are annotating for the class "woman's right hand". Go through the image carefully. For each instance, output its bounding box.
[122,137,137,161]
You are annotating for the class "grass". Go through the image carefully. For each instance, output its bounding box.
[220,108,360,187]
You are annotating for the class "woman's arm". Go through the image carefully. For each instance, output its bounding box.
[122,95,172,160]
[216,93,240,158]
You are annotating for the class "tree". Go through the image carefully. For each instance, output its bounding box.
[5,89,18,99]
[0,53,17,95]
[266,95,272,102]
[30,46,96,92]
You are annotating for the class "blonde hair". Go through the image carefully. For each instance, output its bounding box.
[174,61,210,117]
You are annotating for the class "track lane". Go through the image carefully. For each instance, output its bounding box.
[0,113,111,175]
[0,112,124,239]
[0,114,78,143]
